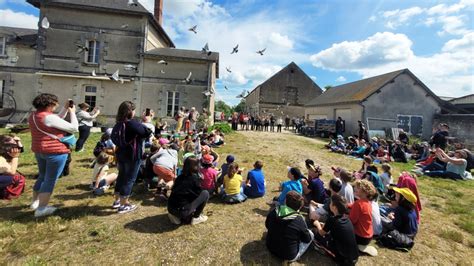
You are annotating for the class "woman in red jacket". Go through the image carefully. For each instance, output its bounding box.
[29,94,78,217]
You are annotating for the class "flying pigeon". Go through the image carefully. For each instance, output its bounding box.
[75,43,89,53]
[201,43,212,56]
[121,24,129,29]
[124,64,138,71]
[41,17,50,29]
[184,72,192,84]
[128,0,138,7]
[160,70,165,74]
[225,67,232,73]
[231,44,239,54]
[236,90,247,98]
[189,25,197,34]
[203,90,212,96]
[109,70,120,82]
[256,48,266,55]
[92,70,97,76]
[158,60,168,65]
[224,86,229,90]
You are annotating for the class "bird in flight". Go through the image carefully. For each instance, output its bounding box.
[92,70,97,77]
[231,44,239,54]
[41,17,50,29]
[109,70,120,82]
[189,25,197,34]
[184,72,192,84]
[236,90,248,98]
[158,60,168,65]
[128,0,138,7]
[225,67,232,73]
[121,24,129,29]
[75,43,89,53]
[160,70,165,74]
[256,48,266,55]
[202,43,212,56]
[202,90,212,96]
[124,64,138,71]
[224,86,229,90]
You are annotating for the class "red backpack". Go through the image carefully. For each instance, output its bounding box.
[0,173,26,200]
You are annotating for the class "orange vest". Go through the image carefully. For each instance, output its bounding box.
[29,111,70,154]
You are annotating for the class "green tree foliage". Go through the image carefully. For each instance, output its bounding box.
[324,85,333,90]
[233,100,246,113]
[215,100,233,116]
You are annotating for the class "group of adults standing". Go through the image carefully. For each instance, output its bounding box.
[230,112,307,133]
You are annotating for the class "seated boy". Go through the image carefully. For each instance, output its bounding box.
[244,160,265,198]
[309,178,342,222]
[265,191,314,262]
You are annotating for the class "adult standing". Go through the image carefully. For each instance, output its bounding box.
[285,115,290,130]
[75,103,100,152]
[29,94,78,217]
[276,116,283,133]
[336,116,345,137]
[176,106,185,132]
[430,123,449,150]
[111,101,152,214]
[167,157,209,225]
[358,120,368,141]
[189,107,199,131]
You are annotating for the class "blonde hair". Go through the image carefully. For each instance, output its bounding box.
[354,179,377,199]
[381,163,392,176]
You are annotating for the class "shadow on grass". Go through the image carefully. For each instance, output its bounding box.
[65,183,92,191]
[253,207,269,217]
[0,205,114,223]
[55,192,94,201]
[124,213,178,234]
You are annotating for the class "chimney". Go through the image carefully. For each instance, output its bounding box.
[154,0,163,25]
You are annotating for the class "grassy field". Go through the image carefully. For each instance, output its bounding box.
[0,128,473,265]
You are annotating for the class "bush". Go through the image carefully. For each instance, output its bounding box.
[208,122,233,134]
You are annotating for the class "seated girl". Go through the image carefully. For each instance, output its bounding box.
[353,156,378,179]
[414,148,468,180]
[380,163,393,193]
[200,154,218,195]
[301,159,326,204]
[222,163,247,203]
[91,152,118,195]
[313,194,359,266]
[397,172,422,224]
[378,187,418,250]
[349,139,366,157]
[0,135,25,200]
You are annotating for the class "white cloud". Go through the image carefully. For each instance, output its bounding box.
[0,9,38,29]
[436,15,469,36]
[310,32,413,70]
[369,15,376,22]
[310,75,317,81]
[268,32,293,50]
[382,6,424,29]
[335,76,346,82]
[310,32,473,97]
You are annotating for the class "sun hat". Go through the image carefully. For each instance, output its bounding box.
[202,154,214,164]
[392,187,417,204]
[158,138,169,146]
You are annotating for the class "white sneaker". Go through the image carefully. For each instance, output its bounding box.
[34,206,57,218]
[168,213,181,225]
[191,214,208,225]
[30,200,39,210]
[358,245,378,257]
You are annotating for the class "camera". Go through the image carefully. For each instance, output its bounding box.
[145,108,151,116]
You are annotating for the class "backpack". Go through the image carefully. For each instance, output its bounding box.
[111,122,137,157]
[377,229,415,251]
[0,173,26,200]
[93,141,106,157]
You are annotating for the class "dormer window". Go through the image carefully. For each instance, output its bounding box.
[85,40,100,64]
[0,36,5,55]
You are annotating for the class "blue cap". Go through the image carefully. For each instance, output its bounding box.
[226,155,235,163]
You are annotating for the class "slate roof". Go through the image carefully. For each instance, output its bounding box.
[27,0,174,47]
[306,69,407,106]
[0,26,38,45]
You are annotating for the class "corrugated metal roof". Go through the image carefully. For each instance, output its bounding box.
[306,69,406,106]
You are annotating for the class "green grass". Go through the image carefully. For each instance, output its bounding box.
[1,128,473,264]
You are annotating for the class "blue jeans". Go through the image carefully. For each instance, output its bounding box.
[425,171,462,180]
[422,162,445,172]
[115,158,142,197]
[290,230,314,262]
[33,153,68,193]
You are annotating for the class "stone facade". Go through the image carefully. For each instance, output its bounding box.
[434,114,474,149]
[244,62,322,118]
[0,0,218,125]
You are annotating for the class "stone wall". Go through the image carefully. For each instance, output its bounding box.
[434,114,474,149]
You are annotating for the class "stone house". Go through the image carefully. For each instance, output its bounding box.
[305,69,460,139]
[0,0,219,125]
[244,62,323,118]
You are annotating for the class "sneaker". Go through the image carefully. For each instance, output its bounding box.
[111,200,121,209]
[191,214,208,225]
[34,206,57,218]
[358,245,378,257]
[117,204,138,214]
[30,200,39,210]
[168,213,181,225]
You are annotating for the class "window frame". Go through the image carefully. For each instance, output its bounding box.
[0,36,6,56]
[0,80,4,108]
[84,85,97,108]
[166,91,180,117]
[85,40,100,64]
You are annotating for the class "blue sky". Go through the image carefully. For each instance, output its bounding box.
[1,0,473,106]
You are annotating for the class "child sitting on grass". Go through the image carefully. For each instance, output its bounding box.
[350,180,376,249]
[91,152,118,196]
[309,178,342,222]
[222,162,247,203]
[313,194,359,266]
[380,163,393,193]
[274,167,304,206]
[301,159,326,204]
[265,191,314,262]
[243,160,266,198]
[337,168,354,204]
[200,154,218,195]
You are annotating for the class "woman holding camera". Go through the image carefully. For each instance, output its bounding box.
[0,135,25,200]
[75,102,100,152]
[29,93,78,217]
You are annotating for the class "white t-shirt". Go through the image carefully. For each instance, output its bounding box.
[380,172,392,192]
[372,200,383,236]
[339,182,354,204]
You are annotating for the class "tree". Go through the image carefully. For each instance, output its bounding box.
[215,100,233,116]
[324,85,333,91]
[233,100,246,113]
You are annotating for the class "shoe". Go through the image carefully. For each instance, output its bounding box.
[168,213,181,225]
[117,204,138,214]
[30,200,39,210]
[34,206,57,218]
[191,214,208,225]
[358,245,378,257]
[411,169,423,176]
[111,200,121,209]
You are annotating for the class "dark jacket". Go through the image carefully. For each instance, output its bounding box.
[265,205,312,260]
[168,173,202,212]
[115,119,151,161]
[430,130,449,149]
